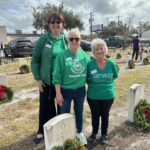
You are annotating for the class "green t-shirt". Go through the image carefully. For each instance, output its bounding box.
[50,34,67,71]
[53,48,90,89]
[87,58,118,100]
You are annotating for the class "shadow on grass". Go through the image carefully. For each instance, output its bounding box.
[1,133,45,150]
[87,120,138,150]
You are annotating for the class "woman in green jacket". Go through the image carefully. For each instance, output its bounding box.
[31,12,68,144]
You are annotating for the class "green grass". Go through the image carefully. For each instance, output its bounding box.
[114,65,150,106]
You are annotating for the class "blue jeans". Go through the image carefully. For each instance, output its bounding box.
[60,86,86,133]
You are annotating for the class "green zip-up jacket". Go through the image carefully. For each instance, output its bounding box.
[31,32,68,85]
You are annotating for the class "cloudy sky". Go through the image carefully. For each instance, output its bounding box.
[0,0,149,34]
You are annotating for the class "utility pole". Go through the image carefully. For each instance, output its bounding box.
[106,17,109,26]
[126,17,131,37]
[89,12,94,40]
[139,22,142,38]
[117,16,122,26]
[127,18,131,31]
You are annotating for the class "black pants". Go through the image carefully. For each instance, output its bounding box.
[87,98,113,136]
[132,48,139,60]
[38,83,58,134]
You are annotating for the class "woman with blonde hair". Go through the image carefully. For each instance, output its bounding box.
[87,38,118,144]
[53,28,90,145]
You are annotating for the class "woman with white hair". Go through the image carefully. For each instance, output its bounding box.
[52,28,90,145]
[87,38,118,144]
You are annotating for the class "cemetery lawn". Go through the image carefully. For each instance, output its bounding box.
[0,62,36,92]
[0,54,150,149]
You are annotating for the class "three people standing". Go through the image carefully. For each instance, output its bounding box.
[31,11,118,145]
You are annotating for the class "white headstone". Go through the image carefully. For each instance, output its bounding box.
[125,54,132,62]
[128,84,144,122]
[141,53,147,64]
[44,113,76,150]
[0,74,8,86]
[125,54,132,69]
[18,58,28,66]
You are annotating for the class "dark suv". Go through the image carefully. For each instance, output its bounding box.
[104,36,124,48]
[4,38,34,58]
[80,40,91,51]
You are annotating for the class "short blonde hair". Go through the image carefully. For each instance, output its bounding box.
[91,38,108,54]
[68,28,81,38]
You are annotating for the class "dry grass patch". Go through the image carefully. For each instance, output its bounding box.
[0,62,36,92]
[0,99,39,149]
[114,65,150,106]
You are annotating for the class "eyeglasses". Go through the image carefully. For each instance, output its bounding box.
[69,37,80,42]
[50,20,62,24]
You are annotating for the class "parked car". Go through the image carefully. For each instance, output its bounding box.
[4,38,34,58]
[80,40,91,51]
[104,36,124,48]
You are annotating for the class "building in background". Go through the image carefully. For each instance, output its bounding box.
[0,26,7,45]
[0,25,41,45]
[142,30,150,38]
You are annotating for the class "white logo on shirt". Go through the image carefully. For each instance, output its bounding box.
[66,57,72,61]
[71,59,84,74]
[91,69,97,74]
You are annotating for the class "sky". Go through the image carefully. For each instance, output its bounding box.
[0,0,150,34]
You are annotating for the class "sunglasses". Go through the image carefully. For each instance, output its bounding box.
[69,37,80,42]
[50,20,62,24]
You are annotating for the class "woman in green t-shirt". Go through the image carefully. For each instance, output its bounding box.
[87,38,118,145]
[53,28,90,145]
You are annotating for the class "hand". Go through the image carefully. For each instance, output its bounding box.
[37,80,45,93]
[56,93,64,106]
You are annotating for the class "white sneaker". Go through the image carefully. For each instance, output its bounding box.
[76,132,87,145]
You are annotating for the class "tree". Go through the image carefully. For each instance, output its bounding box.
[32,3,83,33]
[100,21,129,38]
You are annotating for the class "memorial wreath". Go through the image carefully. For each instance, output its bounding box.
[19,64,30,74]
[0,85,13,104]
[134,99,150,132]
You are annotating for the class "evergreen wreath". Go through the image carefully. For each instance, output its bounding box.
[116,53,122,59]
[0,85,13,104]
[128,60,135,69]
[143,57,149,65]
[19,64,30,74]
[134,99,150,132]
[52,138,86,150]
